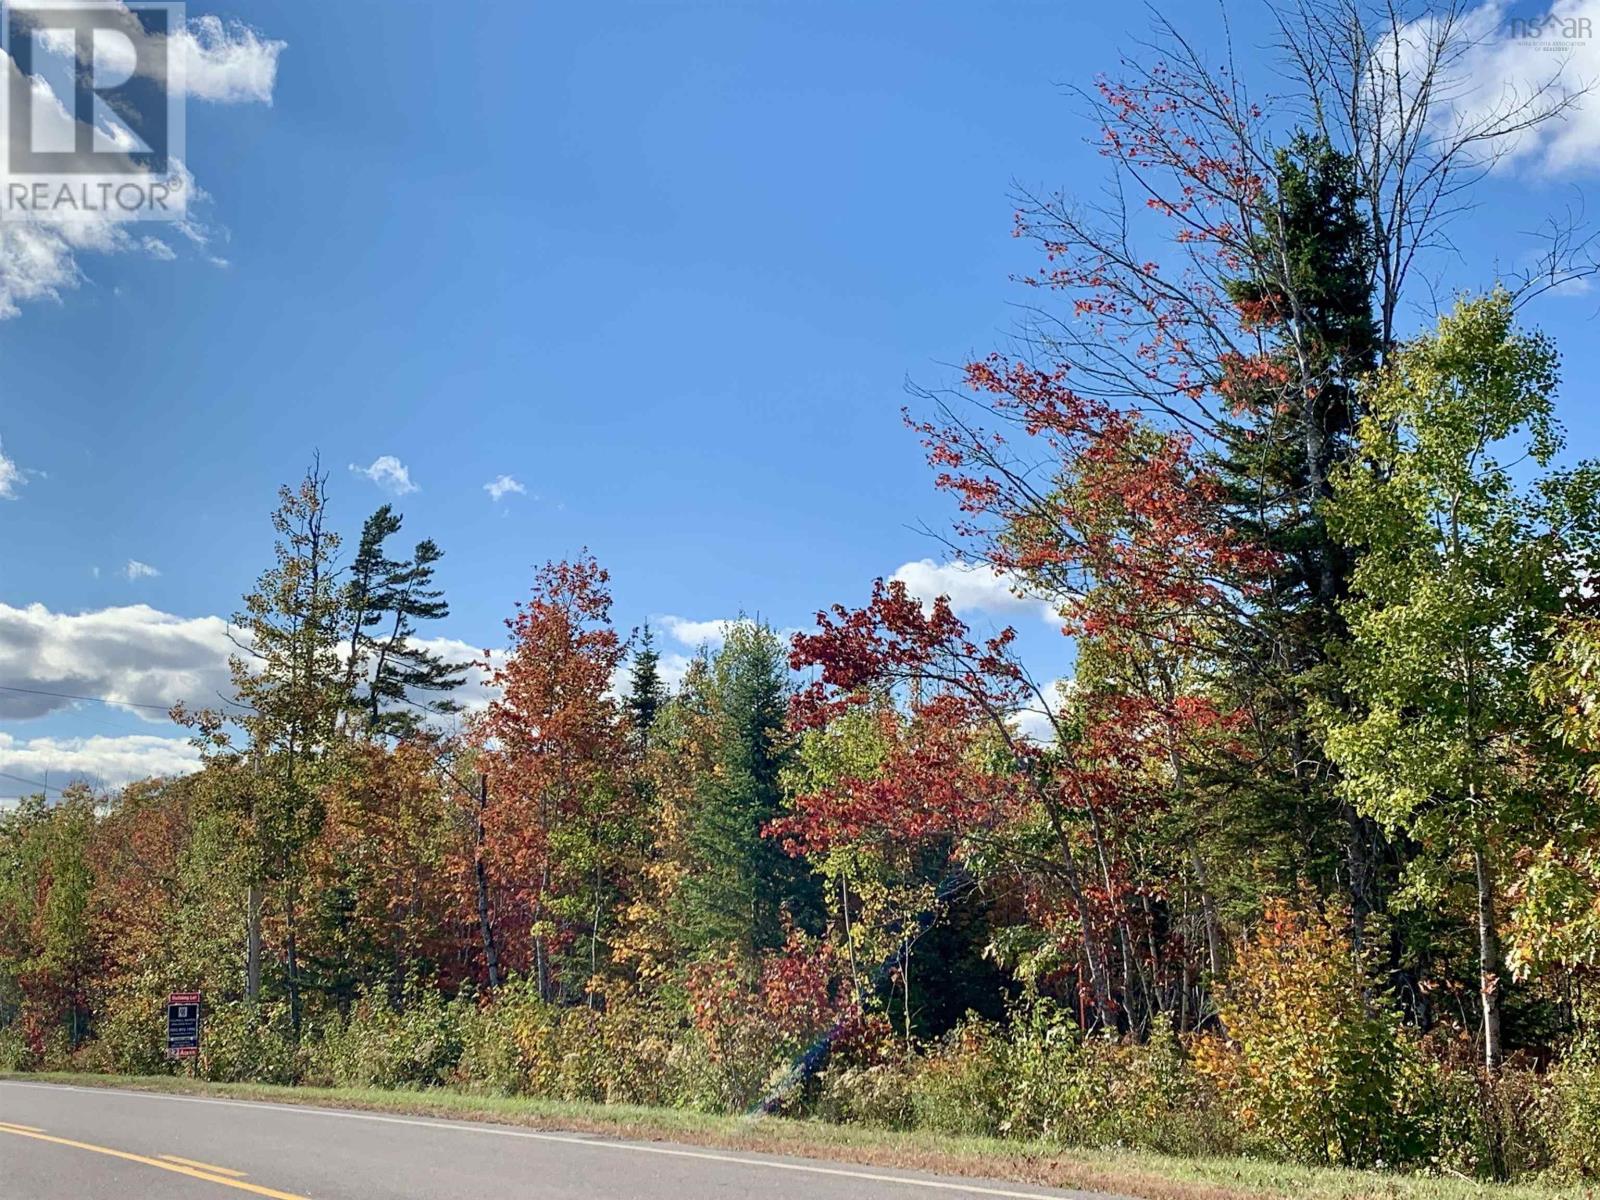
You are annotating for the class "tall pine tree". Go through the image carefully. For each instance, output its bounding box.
[343,505,466,738]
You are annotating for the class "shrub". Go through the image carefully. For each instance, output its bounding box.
[814,1061,915,1128]
[93,980,172,1076]
[1551,1036,1600,1178]
[455,978,720,1108]
[905,1018,1008,1138]
[457,978,549,1095]
[197,1001,297,1084]
[871,1003,1231,1155]
[1088,1017,1234,1157]
[1195,899,1429,1168]
[0,1025,34,1072]
[1400,1035,1557,1182]
[318,985,469,1089]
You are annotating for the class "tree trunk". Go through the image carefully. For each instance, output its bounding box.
[1140,887,1163,1025]
[473,774,500,989]
[1474,840,1504,1072]
[588,864,602,1011]
[840,873,863,1007]
[1041,797,1115,1028]
[1163,738,1223,981]
[902,945,913,1051]
[246,882,263,1001]
[284,880,302,1040]
[1189,848,1225,978]
[535,790,551,1002]
[535,859,552,1003]
[1087,803,1138,1029]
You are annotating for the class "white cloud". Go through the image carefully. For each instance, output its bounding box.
[0,602,234,721]
[1551,274,1596,295]
[653,615,806,657]
[1389,0,1600,176]
[1011,677,1073,745]
[175,14,285,103]
[607,649,695,703]
[0,601,509,732]
[890,558,1056,624]
[0,6,281,319]
[25,4,283,103]
[657,615,736,648]
[484,474,526,502]
[349,456,419,495]
[408,637,698,720]
[401,635,499,716]
[0,437,23,498]
[0,731,200,793]
[141,236,177,261]
[123,559,160,581]
[655,652,694,693]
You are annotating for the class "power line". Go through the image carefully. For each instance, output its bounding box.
[0,770,67,795]
[0,683,176,713]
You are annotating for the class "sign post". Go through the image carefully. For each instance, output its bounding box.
[166,991,201,1069]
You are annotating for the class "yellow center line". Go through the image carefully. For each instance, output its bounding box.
[0,1121,45,1132]
[161,1153,249,1177]
[0,1125,309,1200]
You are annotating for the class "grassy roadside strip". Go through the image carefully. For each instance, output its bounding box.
[1,1072,1584,1200]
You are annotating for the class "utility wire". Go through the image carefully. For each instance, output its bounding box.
[0,683,183,799]
[0,770,68,795]
[0,683,176,713]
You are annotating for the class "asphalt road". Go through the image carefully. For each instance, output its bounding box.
[0,1080,1110,1200]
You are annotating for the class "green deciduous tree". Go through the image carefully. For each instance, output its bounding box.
[1324,292,1600,1069]
[184,464,349,1033]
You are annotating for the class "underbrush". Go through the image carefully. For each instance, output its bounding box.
[9,906,1600,1184]
[15,987,1600,1184]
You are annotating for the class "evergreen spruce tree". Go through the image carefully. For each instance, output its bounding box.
[1208,133,1396,938]
[624,624,667,749]
[677,621,822,956]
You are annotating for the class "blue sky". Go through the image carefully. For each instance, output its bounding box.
[4,0,1600,794]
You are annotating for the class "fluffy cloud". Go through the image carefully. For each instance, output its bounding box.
[175,14,285,103]
[0,731,200,794]
[656,615,736,648]
[0,5,282,319]
[0,600,514,729]
[608,646,696,703]
[402,635,499,716]
[1011,677,1073,745]
[1376,0,1600,176]
[350,456,419,495]
[123,559,160,581]
[0,437,22,499]
[890,558,1056,624]
[0,602,234,720]
[483,474,526,502]
[26,5,283,103]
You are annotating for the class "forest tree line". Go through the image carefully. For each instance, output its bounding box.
[9,0,1600,1180]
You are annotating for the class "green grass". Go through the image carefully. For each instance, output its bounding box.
[3,1071,1592,1200]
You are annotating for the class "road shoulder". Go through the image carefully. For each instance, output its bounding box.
[0,1073,1578,1200]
